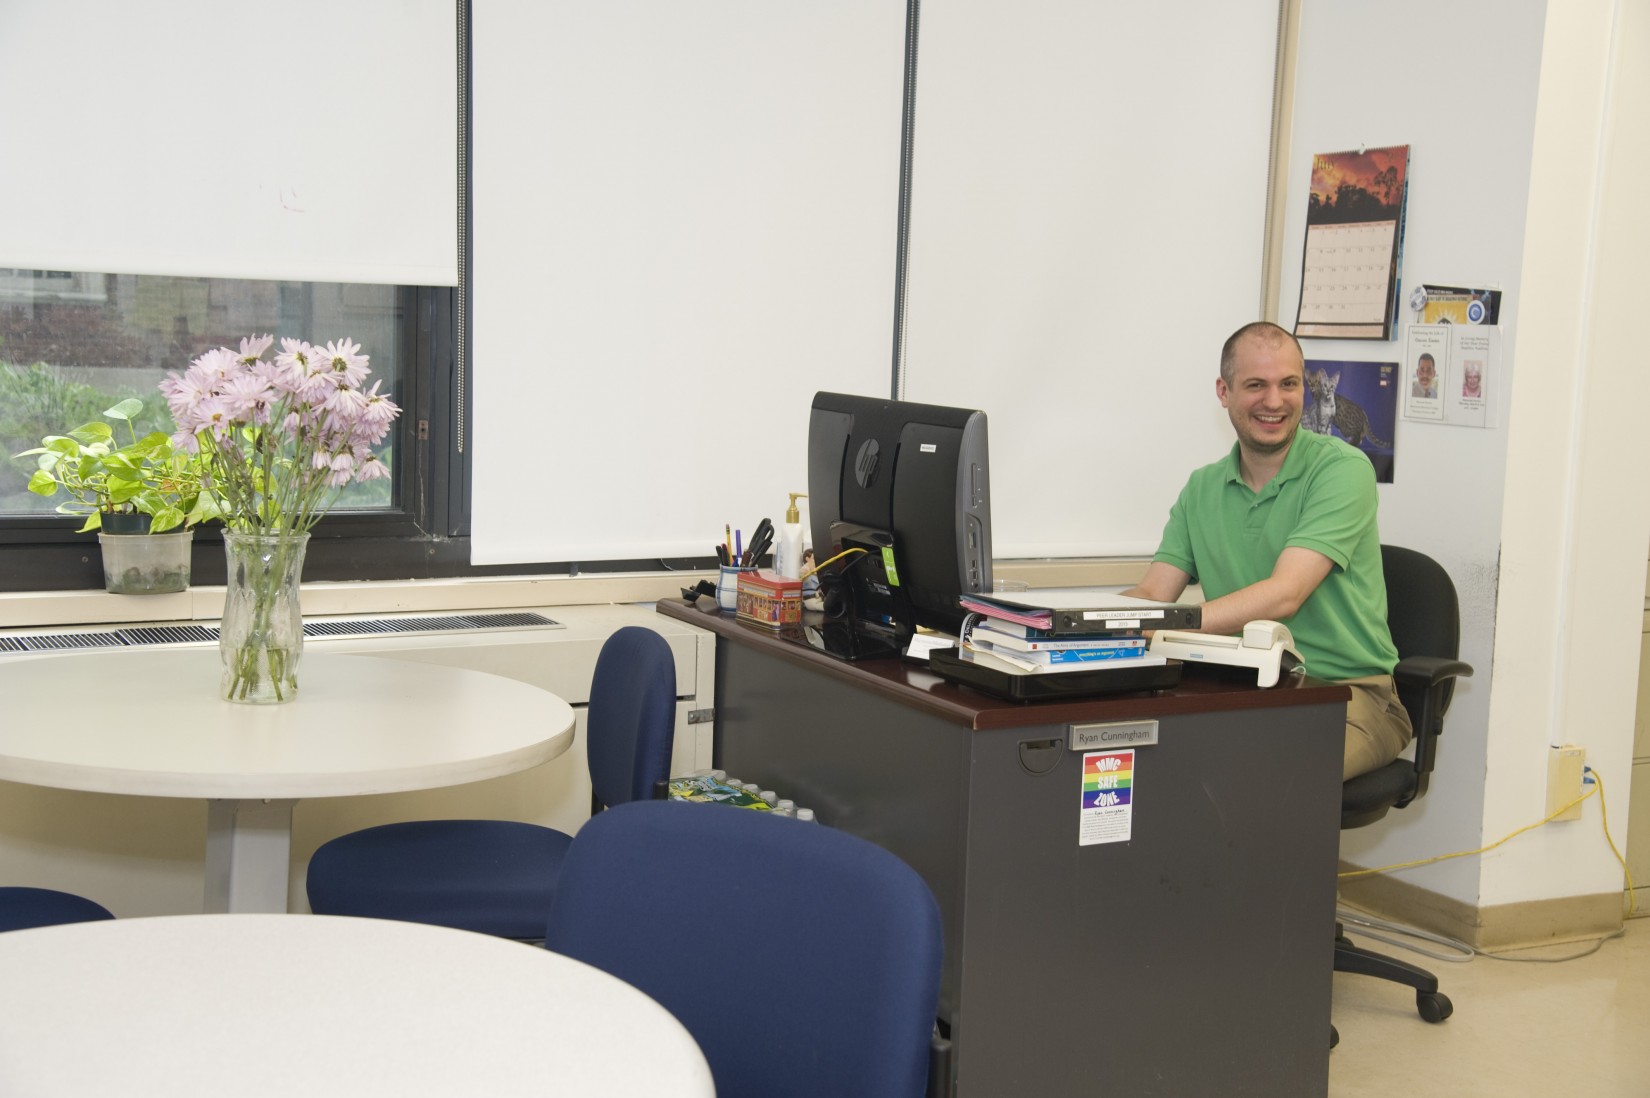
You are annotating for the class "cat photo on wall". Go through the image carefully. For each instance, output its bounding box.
[1301,359,1399,483]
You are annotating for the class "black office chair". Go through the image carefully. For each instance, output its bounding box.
[1335,545,1473,1031]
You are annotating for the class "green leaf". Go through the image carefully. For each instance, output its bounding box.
[26,470,60,497]
[104,398,145,421]
[68,422,114,446]
[149,504,185,532]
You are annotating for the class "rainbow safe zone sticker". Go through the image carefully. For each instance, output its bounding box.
[1079,749,1134,846]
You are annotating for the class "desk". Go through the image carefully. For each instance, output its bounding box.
[0,913,714,1096]
[0,649,575,914]
[658,599,1347,1098]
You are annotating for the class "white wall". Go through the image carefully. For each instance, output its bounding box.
[1479,0,1650,909]
[1286,0,1650,915]
[1278,0,1547,903]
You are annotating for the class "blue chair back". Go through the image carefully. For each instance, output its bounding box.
[545,800,942,1098]
[586,625,677,809]
[0,887,115,932]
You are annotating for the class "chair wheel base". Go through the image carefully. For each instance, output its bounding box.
[1417,990,1453,1023]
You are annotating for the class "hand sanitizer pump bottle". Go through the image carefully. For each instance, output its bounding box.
[775,493,806,579]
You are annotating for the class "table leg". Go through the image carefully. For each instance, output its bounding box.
[204,799,298,913]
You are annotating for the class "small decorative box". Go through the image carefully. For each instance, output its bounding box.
[735,569,803,628]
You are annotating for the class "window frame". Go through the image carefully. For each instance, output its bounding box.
[0,285,466,592]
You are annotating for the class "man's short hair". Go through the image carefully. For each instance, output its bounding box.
[1418,353,1435,368]
[1220,321,1304,384]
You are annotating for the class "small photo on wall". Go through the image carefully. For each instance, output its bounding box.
[1302,359,1399,483]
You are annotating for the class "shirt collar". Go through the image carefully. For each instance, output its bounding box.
[1222,430,1311,494]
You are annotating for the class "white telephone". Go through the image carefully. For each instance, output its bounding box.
[1147,619,1304,688]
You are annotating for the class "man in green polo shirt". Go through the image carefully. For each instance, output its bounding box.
[1124,321,1411,779]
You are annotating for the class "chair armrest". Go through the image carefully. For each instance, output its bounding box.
[1392,655,1474,692]
[1390,655,1473,805]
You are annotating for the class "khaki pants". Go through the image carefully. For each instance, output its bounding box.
[1342,674,1413,780]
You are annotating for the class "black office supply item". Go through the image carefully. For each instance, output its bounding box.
[807,391,993,660]
[963,590,1202,635]
[928,646,1182,701]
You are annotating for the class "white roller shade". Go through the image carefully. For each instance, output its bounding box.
[902,0,1280,557]
[0,1,458,286]
[469,1,905,565]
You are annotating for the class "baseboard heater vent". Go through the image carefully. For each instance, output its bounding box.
[0,611,562,656]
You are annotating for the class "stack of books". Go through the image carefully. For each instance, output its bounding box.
[959,611,1167,676]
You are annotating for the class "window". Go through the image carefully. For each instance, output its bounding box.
[0,271,460,590]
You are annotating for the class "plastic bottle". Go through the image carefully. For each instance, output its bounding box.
[775,798,796,817]
[775,493,807,579]
[795,807,816,823]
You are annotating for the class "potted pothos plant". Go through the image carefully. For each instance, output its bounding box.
[16,398,218,593]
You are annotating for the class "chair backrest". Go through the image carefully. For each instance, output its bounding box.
[545,800,943,1098]
[0,887,115,933]
[586,626,677,810]
[1381,544,1462,734]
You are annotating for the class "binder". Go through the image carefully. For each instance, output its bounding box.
[959,589,1201,635]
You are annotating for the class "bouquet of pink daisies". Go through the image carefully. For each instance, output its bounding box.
[160,335,401,535]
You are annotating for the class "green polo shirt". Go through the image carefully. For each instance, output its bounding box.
[1152,428,1397,682]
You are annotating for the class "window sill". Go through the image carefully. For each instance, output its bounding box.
[0,558,1152,631]
[0,572,703,630]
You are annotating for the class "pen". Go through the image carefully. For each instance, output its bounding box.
[726,524,733,564]
[735,529,743,567]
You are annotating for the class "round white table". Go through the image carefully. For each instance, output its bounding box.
[0,649,576,913]
[0,913,715,1097]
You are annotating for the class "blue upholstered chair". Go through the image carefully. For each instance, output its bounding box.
[305,625,677,938]
[545,799,944,1098]
[0,887,115,932]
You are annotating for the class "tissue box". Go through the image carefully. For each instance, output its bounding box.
[736,569,803,628]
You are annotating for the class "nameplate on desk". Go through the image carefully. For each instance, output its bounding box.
[1068,720,1159,751]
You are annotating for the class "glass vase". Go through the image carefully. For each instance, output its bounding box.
[219,531,309,704]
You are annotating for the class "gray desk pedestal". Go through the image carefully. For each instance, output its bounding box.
[660,601,1345,1098]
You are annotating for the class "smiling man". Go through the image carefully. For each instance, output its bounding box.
[1123,321,1412,780]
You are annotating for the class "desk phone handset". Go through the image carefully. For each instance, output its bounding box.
[1147,619,1304,688]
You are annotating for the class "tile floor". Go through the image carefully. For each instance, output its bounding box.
[1328,911,1650,1096]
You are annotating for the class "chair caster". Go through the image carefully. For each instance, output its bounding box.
[1417,990,1453,1023]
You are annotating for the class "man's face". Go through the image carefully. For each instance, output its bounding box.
[1417,357,1435,389]
[1216,336,1303,456]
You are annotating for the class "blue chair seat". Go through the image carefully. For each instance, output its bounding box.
[0,887,115,932]
[306,819,573,938]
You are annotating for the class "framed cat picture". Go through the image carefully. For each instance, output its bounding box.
[1301,359,1399,483]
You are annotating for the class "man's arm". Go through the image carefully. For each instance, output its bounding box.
[1122,561,1192,604]
[1193,545,1334,636]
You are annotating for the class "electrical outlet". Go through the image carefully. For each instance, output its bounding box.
[1546,744,1586,821]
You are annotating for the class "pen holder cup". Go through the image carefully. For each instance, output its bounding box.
[716,566,756,612]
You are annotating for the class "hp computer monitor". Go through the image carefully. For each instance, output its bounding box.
[807,391,993,656]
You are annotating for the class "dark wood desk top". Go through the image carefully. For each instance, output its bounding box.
[655,598,1349,731]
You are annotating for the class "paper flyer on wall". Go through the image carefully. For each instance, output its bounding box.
[1294,145,1411,341]
[1302,359,1399,482]
[1402,324,1494,427]
[1409,283,1501,326]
